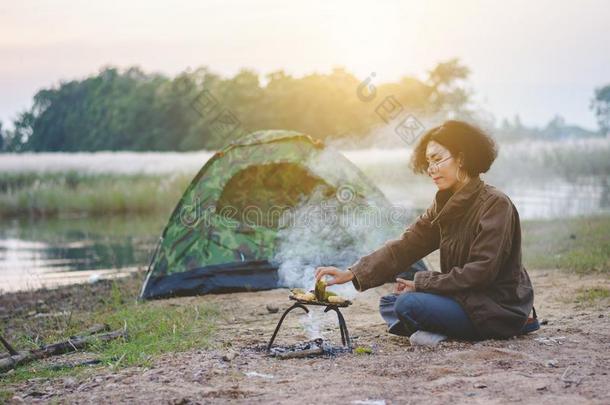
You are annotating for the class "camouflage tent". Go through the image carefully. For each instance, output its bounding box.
[140,130,426,299]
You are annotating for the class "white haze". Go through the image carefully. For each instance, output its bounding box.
[271,145,410,298]
[0,151,215,174]
[271,187,393,299]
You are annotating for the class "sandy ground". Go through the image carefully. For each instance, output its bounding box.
[5,267,610,405]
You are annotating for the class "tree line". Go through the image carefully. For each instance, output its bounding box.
[1,58,607,152]
[0,59,472,151]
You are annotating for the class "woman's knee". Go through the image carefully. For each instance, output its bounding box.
[394,292,424,319]
[379,294,397,312]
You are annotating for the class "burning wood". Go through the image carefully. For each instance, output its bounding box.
[268,338,351,359]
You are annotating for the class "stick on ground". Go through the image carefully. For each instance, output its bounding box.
[0,329,127,374]
[0,334,18,356]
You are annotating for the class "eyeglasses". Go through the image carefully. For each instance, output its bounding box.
[426,155,454,174]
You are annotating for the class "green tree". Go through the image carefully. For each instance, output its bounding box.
[426,58,472,118]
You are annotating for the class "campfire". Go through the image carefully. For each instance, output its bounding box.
[266,281,353,359]
[268,338,352,359]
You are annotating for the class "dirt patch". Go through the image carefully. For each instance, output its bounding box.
[4,268,610,404]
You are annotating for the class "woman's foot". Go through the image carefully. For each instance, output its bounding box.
[409,330,447,347]
[387,320,411,336]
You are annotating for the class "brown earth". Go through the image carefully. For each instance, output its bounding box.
[3,267,610,405]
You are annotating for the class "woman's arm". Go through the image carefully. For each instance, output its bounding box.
[348,203,441,291]
[413,195,515,294]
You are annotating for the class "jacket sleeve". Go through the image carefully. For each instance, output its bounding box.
[413,195,515,294]
[348,203,440,291]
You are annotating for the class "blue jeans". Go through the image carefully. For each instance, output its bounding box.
[379,292,480,340]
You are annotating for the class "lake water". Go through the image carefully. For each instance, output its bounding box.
[1,139,609,292]
[0,215,164,292]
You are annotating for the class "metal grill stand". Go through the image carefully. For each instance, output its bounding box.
[266,299,352,352]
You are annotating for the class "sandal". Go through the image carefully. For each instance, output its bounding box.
[520,306,540,334]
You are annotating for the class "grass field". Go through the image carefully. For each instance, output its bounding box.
[0,275,218,389]
[0,172,192,217]
[521,214,610,274]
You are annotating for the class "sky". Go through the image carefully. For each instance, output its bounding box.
[1,0,609,131]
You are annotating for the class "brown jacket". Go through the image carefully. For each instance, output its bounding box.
[348,176,534,339]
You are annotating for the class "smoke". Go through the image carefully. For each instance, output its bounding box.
[299,311,324,339]
[271,148,407,298]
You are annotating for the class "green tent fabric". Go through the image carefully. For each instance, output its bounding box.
[140,129,425,299]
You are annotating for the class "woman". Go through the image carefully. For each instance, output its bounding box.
[315,120,535,342]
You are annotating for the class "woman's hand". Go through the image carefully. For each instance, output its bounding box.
[394,278,415,294]
[315,266,354,286]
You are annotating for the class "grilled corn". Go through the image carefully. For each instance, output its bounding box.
[327,295,346,304]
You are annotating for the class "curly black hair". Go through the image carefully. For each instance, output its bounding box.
[410,120,498,177]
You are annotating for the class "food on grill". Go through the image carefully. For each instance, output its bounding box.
[290,288,306,296]
[314,280,326,301]
[294,292,316,301]
[314,280,345,301]
[327,295,347,304]
[288,281,350,305]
